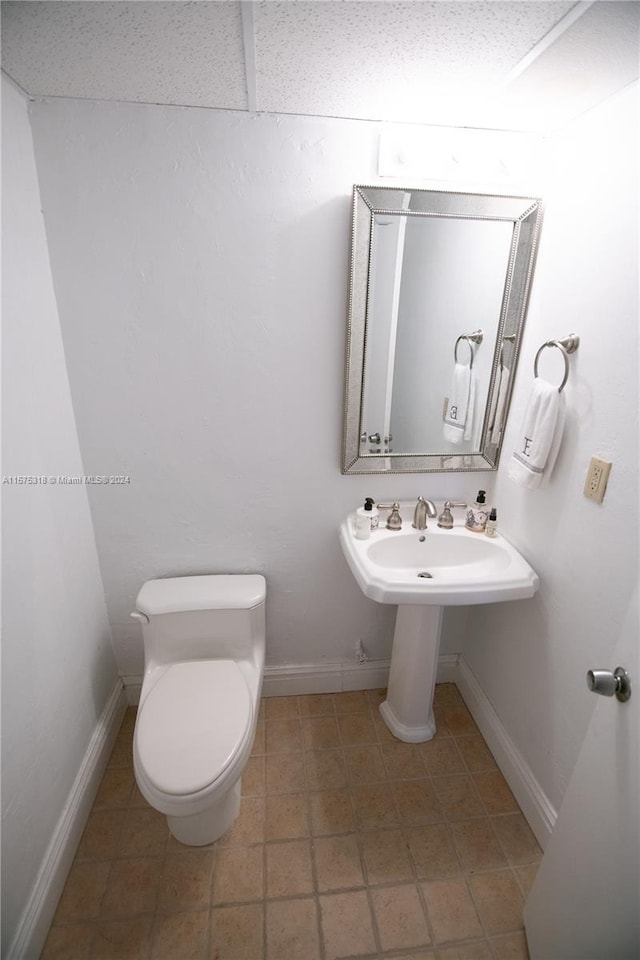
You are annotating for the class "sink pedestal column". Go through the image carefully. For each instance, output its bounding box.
[379,604,443,743]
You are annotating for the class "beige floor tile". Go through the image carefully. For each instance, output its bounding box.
[264,695,300,719]
[393,780,443,825]
[93,767,135,809]
[343,744,387,784]
[264,792,309,840]
[381,741,429,780]
[473,772,519,816]
[151,909,209,959]
[492,931,531,959]
[309,789,355,835]
[299,693,336,716]
[422,878,483,943]
[491,814,542,865]
[360,829,414,885]
[433,775,484,821]
[91,915,154,959]
[469,869,524,936]
[118,807,169,858]
[387,950,436,960]
[302,716,342,749]
[456,736,498,773]
[434,683,464,707]
[159,849,215,912]
[218,797,265,846]
[420,738,465,777]
[78,808,127,860]
[41,922,94,959]
[440,705,480,736]
[319,890,377,960]
[210,902,264,959]
[54,860,110,922]
[314,834,364,891]
[438,941,493,959]
[305,749,347,791]
[101,857,163,917]
[129,784,149,808]
[212,844,263,904]
[514,862,539,900]
[352,783,399,830]
[106,736,135,770]
[338,713,377,746]
[242,756,265,797]
[265,717,303,754]
[266,897,320,960]
[251,722,265,757]
[365,687,386,709]
[370,883,431,952]
[490,931,531,959]
[265,839,314,898]
[372,712,398,744]
[334,690,370,714]
[450,819,508,872]
[406,824,462,880]
[265,752,306,794]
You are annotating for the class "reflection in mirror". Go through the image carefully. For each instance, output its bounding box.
[342,186,543,474]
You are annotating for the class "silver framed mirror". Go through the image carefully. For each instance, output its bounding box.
[342,185,544,474]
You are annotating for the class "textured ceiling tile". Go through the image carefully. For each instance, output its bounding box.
[253,0,575,123]
[1,0,248,109]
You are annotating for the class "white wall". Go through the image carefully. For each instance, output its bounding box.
[28,98,482,679]
[458,82,639,814]
[1,76,119,956]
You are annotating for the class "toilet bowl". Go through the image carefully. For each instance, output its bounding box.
[131,574,265,846]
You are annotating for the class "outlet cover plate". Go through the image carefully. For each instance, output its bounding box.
[584,456,612,503]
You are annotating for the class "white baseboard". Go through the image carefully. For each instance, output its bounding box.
[456,654,556,850]
[121,655,460,703]
[6,679,127,960]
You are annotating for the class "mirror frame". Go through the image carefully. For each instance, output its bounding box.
[342,185,544,474]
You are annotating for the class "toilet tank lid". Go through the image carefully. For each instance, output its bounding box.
[136,574,266,616]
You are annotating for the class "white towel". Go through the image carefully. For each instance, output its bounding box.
[488,365,510,444]
[443,363,475,444]
[508,378,565,490]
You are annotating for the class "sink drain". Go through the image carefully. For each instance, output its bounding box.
[417,571,433,579]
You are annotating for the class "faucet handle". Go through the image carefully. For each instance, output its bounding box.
[437,501,467,529]
[377,502,402,531]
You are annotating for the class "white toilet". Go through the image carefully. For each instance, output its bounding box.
[130,573,265,846]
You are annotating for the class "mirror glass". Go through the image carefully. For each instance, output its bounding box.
[342,185,543,474]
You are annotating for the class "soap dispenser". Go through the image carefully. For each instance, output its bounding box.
[355,497,375,540]
[465,490,489,533]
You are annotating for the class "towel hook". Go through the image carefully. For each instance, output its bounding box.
[533,333,580,392]
[454,329,484,369]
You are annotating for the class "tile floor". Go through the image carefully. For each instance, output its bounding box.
[42,684,541,960]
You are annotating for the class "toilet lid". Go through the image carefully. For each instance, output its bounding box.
[136,660,252,796]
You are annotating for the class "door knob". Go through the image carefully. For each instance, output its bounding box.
[586,666,631,702]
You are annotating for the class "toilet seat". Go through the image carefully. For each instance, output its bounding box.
[136,660,252,797]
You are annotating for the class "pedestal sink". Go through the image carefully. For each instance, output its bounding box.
[339,508,539,742]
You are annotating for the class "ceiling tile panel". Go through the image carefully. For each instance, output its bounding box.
[253,0,575,124]
[1,0,248,109]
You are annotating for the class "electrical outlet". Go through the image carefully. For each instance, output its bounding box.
[583,456,612,503]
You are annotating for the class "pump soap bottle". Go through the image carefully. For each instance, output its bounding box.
[485,508,498,538]
[465,490,488,533]
[355,498,375,540]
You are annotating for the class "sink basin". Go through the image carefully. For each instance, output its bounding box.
[340,516,539,606]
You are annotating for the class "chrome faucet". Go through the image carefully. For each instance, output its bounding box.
[412,496,437,530]
[437,501,467,529]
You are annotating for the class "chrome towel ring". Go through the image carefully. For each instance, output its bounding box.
[533,334,580,392]
[454,329,484,369]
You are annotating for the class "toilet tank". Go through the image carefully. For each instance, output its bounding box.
[135,574,266,668]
